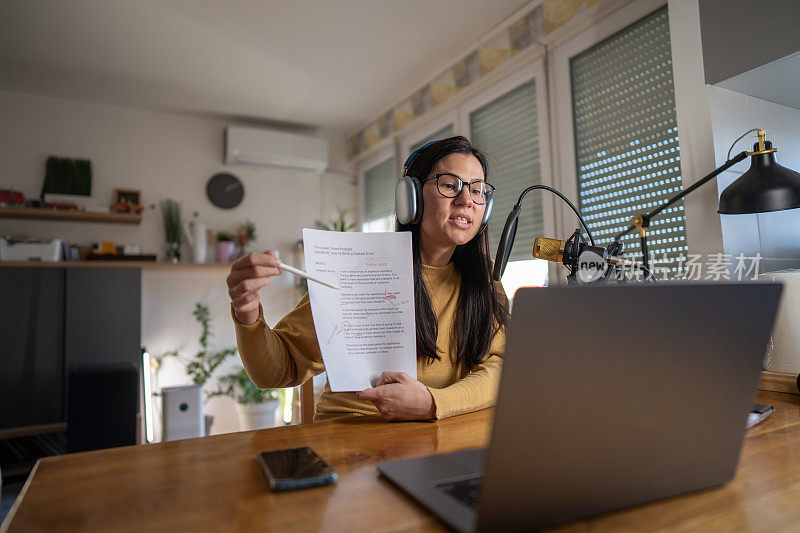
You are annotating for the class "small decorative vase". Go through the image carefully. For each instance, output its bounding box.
[217,241,235,263]
[166,241,181,263]
[184,221,208,263]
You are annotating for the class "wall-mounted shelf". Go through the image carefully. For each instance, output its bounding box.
[0,206,142,224]
[0,261,231,271]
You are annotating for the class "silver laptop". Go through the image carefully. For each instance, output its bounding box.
[378,283,782,532]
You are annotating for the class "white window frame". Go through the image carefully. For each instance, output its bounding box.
[458,58,557,245]
[353,0,720,284]
[548,0,668,243]
[366,62,555,288]
[458,59,555,289]
[357,145,396,230]
[399,109,460,164]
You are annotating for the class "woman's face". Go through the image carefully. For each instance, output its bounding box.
[419,152,486,258]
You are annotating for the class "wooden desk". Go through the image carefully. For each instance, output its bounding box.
[4,391,800,532]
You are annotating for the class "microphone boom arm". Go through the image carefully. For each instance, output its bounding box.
[613,151,750,268]
[492,185,595,281]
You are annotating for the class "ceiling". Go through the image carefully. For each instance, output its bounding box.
[0,0,532,133]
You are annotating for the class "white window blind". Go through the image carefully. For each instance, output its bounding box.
[571,7,687,271]
[470,80,543,262]
[363,156,396,230]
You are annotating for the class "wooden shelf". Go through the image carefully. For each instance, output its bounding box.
[0,423,66,440]
[0,206,141,224]
[139,262,231,271]
[0,261,231,271]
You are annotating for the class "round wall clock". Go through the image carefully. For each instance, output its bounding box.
[206,172,244,209]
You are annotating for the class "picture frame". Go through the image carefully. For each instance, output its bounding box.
[114,188,141,206]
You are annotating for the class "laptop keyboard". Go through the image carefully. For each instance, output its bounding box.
[436,476,483,509]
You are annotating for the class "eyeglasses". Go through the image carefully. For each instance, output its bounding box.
[422,173,495,204]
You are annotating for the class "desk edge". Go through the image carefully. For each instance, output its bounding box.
[0,460,40,533]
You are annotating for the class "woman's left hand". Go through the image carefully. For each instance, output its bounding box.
[356,372,436,421]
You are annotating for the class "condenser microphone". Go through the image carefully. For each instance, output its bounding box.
[532,237,607,267]
[532,236,648,281]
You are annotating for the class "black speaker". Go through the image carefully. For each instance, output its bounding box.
[66,363,138,453]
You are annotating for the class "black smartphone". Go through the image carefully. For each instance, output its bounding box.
[257,446,338,491]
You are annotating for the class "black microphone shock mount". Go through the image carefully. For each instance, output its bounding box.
[560,228,599,284]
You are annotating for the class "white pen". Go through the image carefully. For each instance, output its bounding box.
[279,262,340,290]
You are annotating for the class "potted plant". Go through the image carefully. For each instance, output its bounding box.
[160,199,182,263]
[216,231,235,263]
[315,207,357,232]
[163,303,237,434]
[215,367,283,431]
[236,220,257,258]
[304,207,356,291]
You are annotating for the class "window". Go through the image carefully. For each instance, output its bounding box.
[408,125,454,156]
[357,2,685,286]
[401,110,457,162]
[362,155,396,232]
[470,80,544,262]
[358,115,456,233]
[570,7,687,273]
[461,63,553,291]
[362,65,555,292]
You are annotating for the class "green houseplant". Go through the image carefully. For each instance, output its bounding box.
[216,367,283,430]
[300,207,356,292]
[237,220,256,248]
[162,302,236,435]
[160,199,182,263]
[315,207,357,232]
[164,303,237,395]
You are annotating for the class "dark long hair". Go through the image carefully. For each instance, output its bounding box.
[396,136,508,369]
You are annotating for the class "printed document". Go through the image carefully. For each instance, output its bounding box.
[303,229,416,391]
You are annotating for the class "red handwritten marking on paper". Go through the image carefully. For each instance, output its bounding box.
[326,320,364,345]
[327,320,350,345]
[383,289,409,307]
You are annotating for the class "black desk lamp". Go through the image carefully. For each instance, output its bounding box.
[615,130,800,268]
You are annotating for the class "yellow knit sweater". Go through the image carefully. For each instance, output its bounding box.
[232,262,506,421]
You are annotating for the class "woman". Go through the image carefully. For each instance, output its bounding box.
[227,136,508,421]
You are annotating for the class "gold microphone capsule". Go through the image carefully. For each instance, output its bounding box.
[533,237,565,263]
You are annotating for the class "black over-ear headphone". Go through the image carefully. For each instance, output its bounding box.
[395,140,493,234]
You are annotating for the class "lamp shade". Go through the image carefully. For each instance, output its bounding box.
[718,141,800,214]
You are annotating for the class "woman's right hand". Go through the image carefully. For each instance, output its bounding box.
[227,251,282,325]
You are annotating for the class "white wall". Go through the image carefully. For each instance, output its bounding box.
[0,90,355,255]
[667,0,800,274]
[668,0,723,258]
[0,89,356,436]
[708,85,800,273]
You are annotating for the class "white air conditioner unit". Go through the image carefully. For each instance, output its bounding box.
[225,126,329,173]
